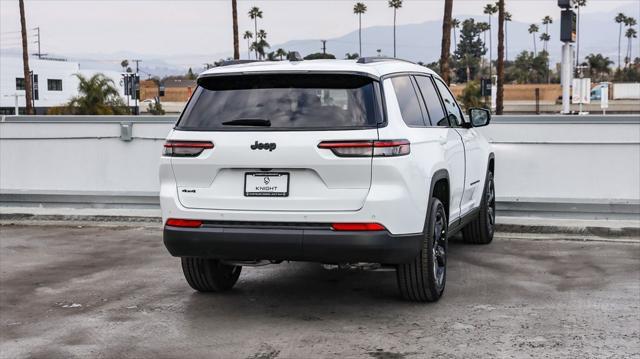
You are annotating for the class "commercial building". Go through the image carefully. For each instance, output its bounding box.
[0,55,127,115]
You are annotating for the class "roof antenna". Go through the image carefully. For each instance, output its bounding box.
[287,51,303,61]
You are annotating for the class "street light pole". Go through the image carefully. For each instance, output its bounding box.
[559,0,576,114]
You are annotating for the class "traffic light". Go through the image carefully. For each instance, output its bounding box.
[561,9,577,42]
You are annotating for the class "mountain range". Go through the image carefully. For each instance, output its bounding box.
[1,2,637,78]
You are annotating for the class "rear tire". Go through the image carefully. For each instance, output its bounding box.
[181,258,241,292]
[462,171,495,245]
[397,198,448,302]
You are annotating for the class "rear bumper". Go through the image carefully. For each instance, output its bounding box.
[163,223,423,264]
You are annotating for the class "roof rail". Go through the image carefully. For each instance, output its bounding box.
[217,60,261,67]
[356,57,416,65]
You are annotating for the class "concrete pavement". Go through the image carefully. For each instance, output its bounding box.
[1,224,639,358]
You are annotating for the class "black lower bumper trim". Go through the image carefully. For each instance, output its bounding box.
[163,225,423,264]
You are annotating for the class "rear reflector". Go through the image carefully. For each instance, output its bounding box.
[331,223,386,231]
[163,141,214,157]
[166,219,203,228]
[318,140,410,157]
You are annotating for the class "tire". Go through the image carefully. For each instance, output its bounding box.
[397,198,448,302]
[462,171,495,245]
[181,257,242,292]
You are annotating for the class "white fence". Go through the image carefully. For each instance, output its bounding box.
[1,115,639,219]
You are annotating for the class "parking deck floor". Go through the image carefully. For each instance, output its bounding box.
[1,224,639,358]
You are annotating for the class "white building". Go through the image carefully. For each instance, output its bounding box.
[0,55,128,115]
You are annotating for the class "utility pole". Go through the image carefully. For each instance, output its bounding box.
[33,27,41,59]
[496,0,505,115]
[559,0,576,114]
[19,0,33,115]
[321,40,327,55]
[132,59,141,115]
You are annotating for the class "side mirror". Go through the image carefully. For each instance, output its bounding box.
[468,108,491,127]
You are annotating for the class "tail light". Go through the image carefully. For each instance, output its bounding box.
[166,218,203,228]
[163,141,213,157]
[318,140,410,157]
[331,223,386,231]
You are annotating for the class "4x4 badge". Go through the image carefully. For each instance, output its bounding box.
[250,141,277,152]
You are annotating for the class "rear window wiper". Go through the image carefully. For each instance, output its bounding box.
[222,118,271,127]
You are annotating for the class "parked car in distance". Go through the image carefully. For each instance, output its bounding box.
[159,57,495,302]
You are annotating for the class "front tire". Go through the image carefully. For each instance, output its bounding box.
[397,198,448,302]
[462,171,495,244]
[181,258,241,292]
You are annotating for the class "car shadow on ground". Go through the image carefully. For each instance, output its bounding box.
[178,238,476,326]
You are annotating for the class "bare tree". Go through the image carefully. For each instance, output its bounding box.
[440,0,454,84]
[19,0,33,115]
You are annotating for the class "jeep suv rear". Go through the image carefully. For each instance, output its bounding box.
[160,58,495,302]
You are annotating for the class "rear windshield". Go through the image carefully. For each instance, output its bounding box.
[176,74,383,131]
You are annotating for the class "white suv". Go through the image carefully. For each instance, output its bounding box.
[160,57,495,302]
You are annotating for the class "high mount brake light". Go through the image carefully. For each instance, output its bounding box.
[318,140,410,157]
[331,223,386,231]
[163,141,214,157]
[166,218,203,228]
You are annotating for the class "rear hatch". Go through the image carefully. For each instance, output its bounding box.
[167,73,383,211]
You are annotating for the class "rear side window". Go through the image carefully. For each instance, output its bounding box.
[176,74,382,131]
[390,76,426,127]
[414,76,448,127]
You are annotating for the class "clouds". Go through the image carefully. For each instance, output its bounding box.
[1,0,636,58]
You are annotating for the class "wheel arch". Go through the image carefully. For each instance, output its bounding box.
[429,169,450,220]
[488,152,495,173]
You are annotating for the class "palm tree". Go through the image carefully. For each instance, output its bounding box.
[483,4,498,80]
[254,30,270,60]
[477,22,490,73]
[540,33,551,52]
[540,32,551,83]
[496,0,505,115]
[440,0,454,84]
[248,7,263,59]
[585,53,613,81]
[452,18,461,53]
[542,16,553,52]
[572,0,587,66]
[528,24,539,56]
[231,0,240,59]
[615,13,627,69]
[541,17,552,83]
[67,74,128,115]
[504,12,512,62]
[243,31,253,59]
[19,0,33,114]
[120,60,129,72]
[353,3,367,56]
[624,16,638,66]
[625,27,638,66]
[275,48,287,60]
[388,0,403,58]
